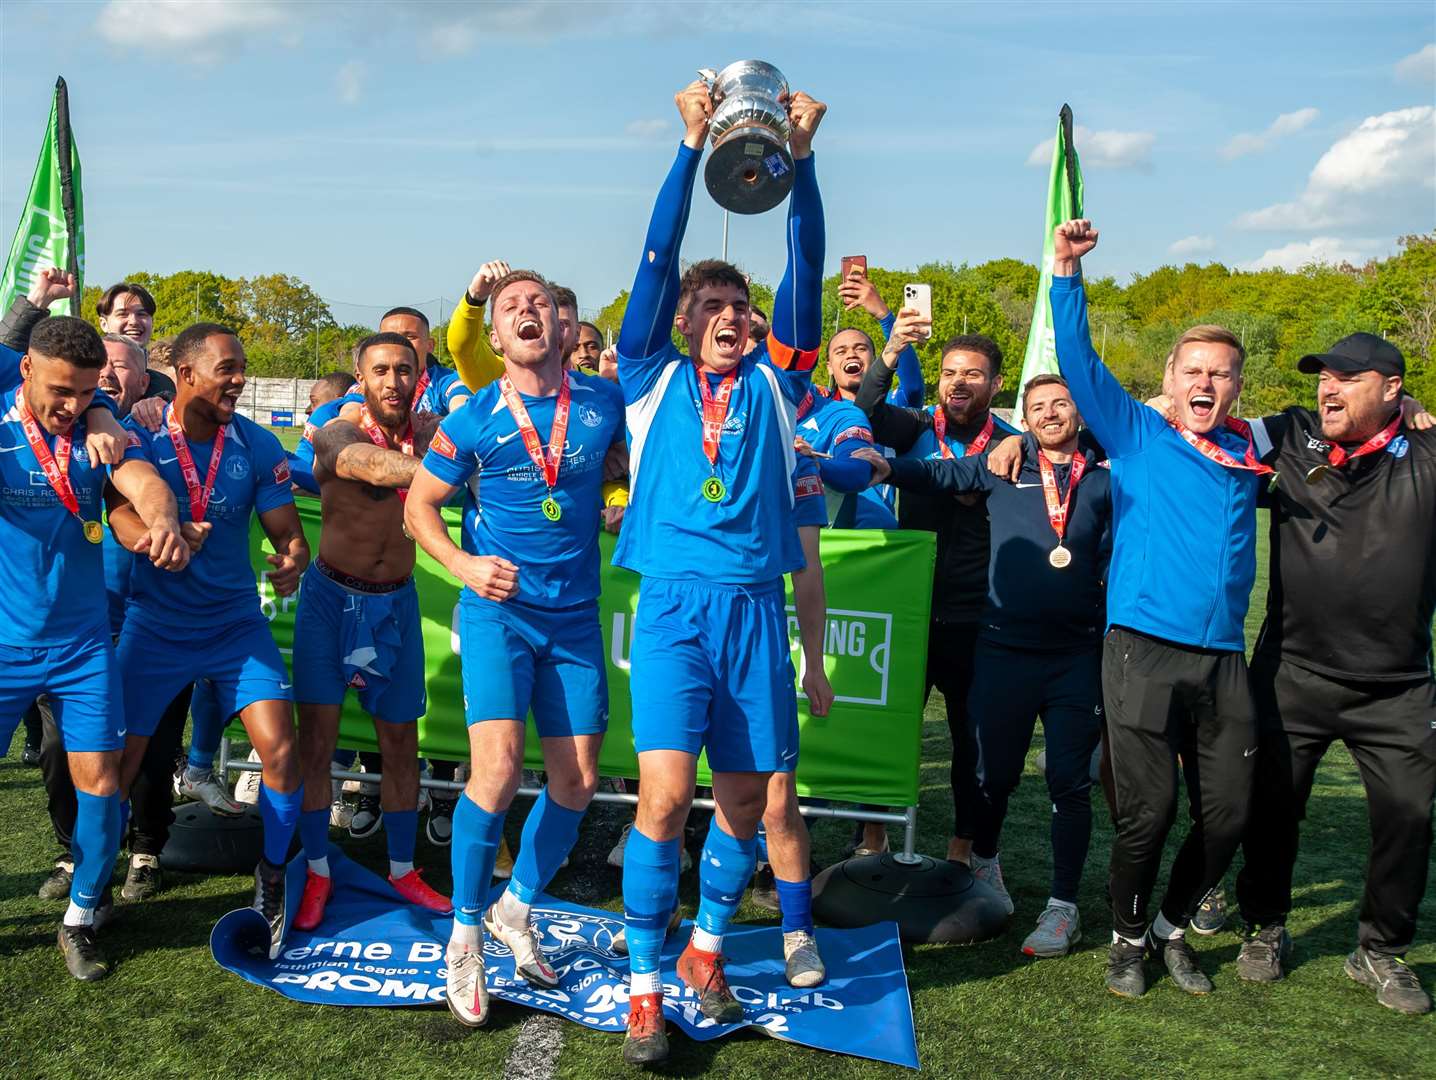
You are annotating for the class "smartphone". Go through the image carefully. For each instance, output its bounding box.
[903,283,932,334]
[840,255,868,279]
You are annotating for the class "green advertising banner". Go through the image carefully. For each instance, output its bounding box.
[247,500,933,807]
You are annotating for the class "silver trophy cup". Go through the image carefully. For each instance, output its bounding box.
[700,61,793,215]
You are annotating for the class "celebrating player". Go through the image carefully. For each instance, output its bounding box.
[609,79,826,1066]
[109,322,310,960]
[291,331,452,931]
[406,270,625,1029]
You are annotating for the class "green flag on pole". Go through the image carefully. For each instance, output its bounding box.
[1,77,84,317]
[1015,104,1083,409]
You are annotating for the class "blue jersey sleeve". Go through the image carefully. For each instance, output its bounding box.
[818,413,875,492]
[887,452,994,495]
[252,427,295,514]
[120,417,152,465]
[0,344,19,392]
[437,368,469,412]
[762,155,825,405]
[879,311,925,407]
[1051,275,1160,459]
[792,454,828,528]
[286,451,317,496]
[421,411,479,489]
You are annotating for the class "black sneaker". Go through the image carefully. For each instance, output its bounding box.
[750,864,779,912]
[1345,946,1432,1015]
[1236,923,1291,982]
[1106,938,1147,997]
[1190,887,1228,936]
[58,922,110,981]
[94,887,116,932]
[1157,934,1213,994]
[349,792,383,839]
[122,854,163,902]
[38,858,74,901]
[252,858,287,959]
[20,741,42,766]
[426,794,457,847]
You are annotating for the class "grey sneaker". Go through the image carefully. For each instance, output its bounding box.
[121,853,163,902]
[971,853,1014,916]
[783,929,826,988]
[38,859,74,900]
[1106,938,1147,998]
[1022,902,1082,958]
[483,905,559,988]
[1191,887,1228,936]
[1236,923,1292,982]
[1157,934,1213,995]
[58,922,110,981]
[1344,946,1432,1015]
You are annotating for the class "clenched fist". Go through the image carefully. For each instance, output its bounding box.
[1053,219,1099,275]
[785,91,826,159]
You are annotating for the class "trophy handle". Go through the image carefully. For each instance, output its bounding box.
[697,68,719,95]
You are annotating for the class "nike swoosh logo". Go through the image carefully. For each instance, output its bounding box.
[157,455,178,464]
[0,443,25,453]
[278,682,292,690]
[1243,747,1258,757]
[496,431,522,445]
[1015,482,1042,489]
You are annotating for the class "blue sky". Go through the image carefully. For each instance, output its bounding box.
[2,1,1433,328]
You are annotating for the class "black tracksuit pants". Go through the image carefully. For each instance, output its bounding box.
[38,684,194,858]
[1103,627,1256,939]
[1236,655,1436,955]
[928,620,981,839]
[967,640,1103,902]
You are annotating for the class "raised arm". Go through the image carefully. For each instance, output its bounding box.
[1050,221,1155,459]
[854,307,933,453]
[878,311,926,407]
[314,420,421,489]
[766,92,827,382]
[448,261,510,392]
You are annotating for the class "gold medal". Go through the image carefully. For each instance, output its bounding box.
[1304,463,1331,484]
[702,476,726,503]
[1048,544,1072,569]
[541,496,562,522]
[83,519,103,544]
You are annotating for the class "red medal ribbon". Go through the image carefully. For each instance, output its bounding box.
[932,408,994,461]
[358,405,415,503]
[697,364,737,466]
[1324,413,1401,468]
[1038,449,1087,543]
[410,366,431,411]
[17,390,80,519]
[499,372,570,491]
[1167,416,1274,476]
[797,390,815,421]
[167,405,227,522]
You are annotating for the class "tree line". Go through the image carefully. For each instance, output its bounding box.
[85,232,1434,412]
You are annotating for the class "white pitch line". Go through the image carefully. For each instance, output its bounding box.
[503,1011,565,1080]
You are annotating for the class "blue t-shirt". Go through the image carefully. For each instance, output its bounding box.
[102,531,135,638]
[416,360,466,416]
[792,452,827,529]
[616,344,810,584]
[420,371,625,610]
[121,406,294,631]
[797,390,897,529]
[0,388,111,646]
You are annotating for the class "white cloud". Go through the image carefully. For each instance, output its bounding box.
[1236,106,1435,231]
[1026,125,1155,170]
[335,61,366,106]
[624,118,672,140]
[1169,235,1215,256]
[1221,108,1319,160]
[96,0,289,51]
[1239,236,1382,272]
[1396,43,1435,84]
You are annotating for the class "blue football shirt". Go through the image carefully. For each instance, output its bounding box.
[420,371,625,609]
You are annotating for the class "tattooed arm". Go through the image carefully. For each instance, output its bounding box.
[314,420,421,490]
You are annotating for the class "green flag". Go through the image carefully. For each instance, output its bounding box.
[1015,104,1083,409]
[1,77,84,317]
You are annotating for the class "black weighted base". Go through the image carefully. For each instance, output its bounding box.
[812,853,1010,944]
[159,802,267,873]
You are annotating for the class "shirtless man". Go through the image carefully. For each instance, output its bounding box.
[291,331,452,929]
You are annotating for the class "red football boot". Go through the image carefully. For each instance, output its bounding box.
[676,941,743,1023]
[389,868,454,914]
[293,869,332,931]
[622,992,668,1066]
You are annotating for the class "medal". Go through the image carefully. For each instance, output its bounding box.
[498,372,570,524]
[932,407,994,461]
[1305,413,1400,485]
[358,404,416,506]
[166,405,227,522]
[696,363,736,504]
[1038,449,1086,570]
[1166,416,1273,476]
[83,520,103,544]
[1304,463,1331,484]
[17,390,93,536]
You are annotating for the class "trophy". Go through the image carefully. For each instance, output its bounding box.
[698,61,793,215]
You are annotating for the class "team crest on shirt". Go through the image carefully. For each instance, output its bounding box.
[430,429,457,459]
[577,403,603,428]
[225,456,250,480]
[1388,435,1409,458]
[126,431,143,449]
[73,443,89,464]
[273,459,291,484]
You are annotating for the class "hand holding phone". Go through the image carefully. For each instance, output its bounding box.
[840,255,867,280]
[902,283,932,339]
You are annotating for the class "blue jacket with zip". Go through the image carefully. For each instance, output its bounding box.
[1051,274,1262,652]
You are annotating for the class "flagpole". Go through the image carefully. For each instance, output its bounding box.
[53,77,81,298]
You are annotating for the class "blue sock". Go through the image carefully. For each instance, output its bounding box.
[257,782,301,867]
[451,794,505,926]
[775,876,814,934]
[694,820,757,947]
[755,823,770,865]
[298,807,330,866]
[622,827,682,995]
[386,809,418,871]
[71,791,121,910]
[509,787,586,905]
[188,680,223,768]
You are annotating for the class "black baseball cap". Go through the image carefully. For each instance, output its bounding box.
[1297,332,1404,377]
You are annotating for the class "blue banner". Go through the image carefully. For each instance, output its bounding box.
[211,850,918,1069]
